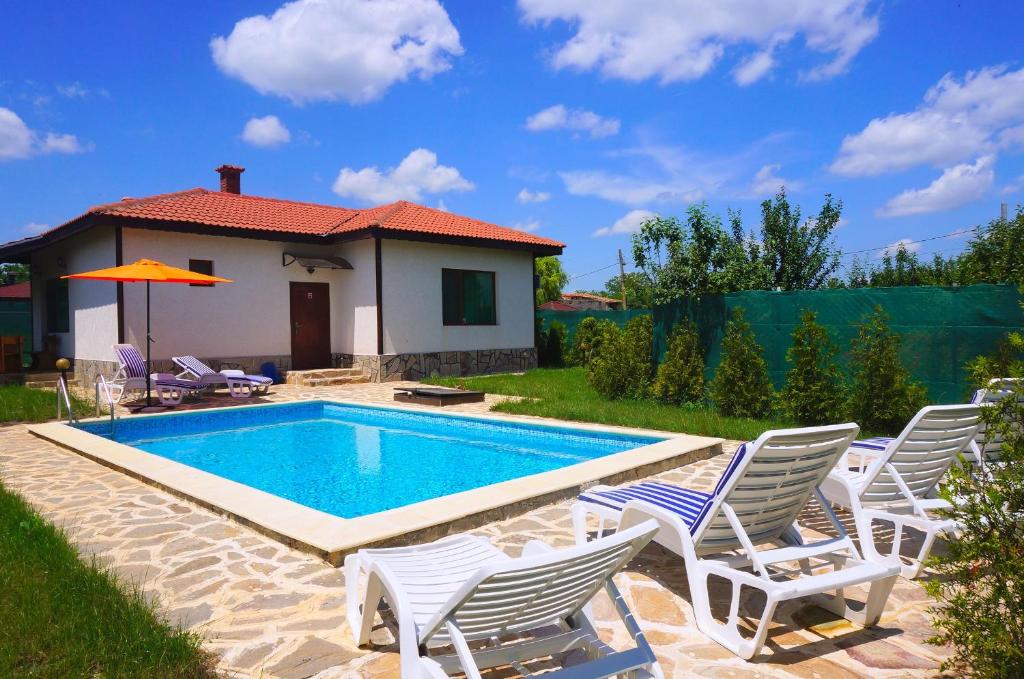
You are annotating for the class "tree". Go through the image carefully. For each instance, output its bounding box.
[847,306,927,434]
[0,263,29,285]
[592,272,655,309]
[652,318,705,404]
[758,188,843,290]
[710,307,774,418]
[961,206,1024,285]
[535,256,568,306]
[926,365,1024,676]
[780,310,845,425]
[568,316,616,366]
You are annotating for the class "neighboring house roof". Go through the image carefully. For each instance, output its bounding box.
[0,187,564,260]
[562,292,621,304]
[0,281,30,299]
[538,300,577,311]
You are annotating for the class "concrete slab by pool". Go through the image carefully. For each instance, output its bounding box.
[30,399,722,565]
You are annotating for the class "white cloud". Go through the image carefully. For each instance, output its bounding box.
[211,0,463,104]
[733,50,776,86]
[0,108,85,160]
[749,163,800,196]
[592,209,658,237]
[332,148,474,204]
[560,170,704,205]
[22,222,49,235]
[517,187,551,203]
[518,0,878,85]
[511,219,541,232]
[241,115,291,147]
[877,155,995,218]
[525,104,620,138]
[436,199,449,211]
[1001,174,1024,196]
[832,65,1024,176]
[56,82,89,98]
[878,238,922,258]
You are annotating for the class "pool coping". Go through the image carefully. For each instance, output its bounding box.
[29,399,723,565]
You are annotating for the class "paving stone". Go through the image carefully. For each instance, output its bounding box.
[266,637,360,679]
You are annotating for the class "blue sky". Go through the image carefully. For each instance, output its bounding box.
[2,0,1023,290]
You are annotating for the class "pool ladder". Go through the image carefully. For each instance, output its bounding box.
[56,373,78,425]
[94,374,118,436]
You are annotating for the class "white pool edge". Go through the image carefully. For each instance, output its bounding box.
[29,399,723,565]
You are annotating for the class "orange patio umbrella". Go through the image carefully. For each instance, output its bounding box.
[63,259,232,408]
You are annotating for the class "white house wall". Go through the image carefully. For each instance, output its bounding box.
[380,240,534,354]
[30,226,118,360]
[120,228,375,361]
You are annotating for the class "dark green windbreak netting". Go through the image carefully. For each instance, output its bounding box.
[539,284,1023,403]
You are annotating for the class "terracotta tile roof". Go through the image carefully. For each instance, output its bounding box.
[538,300,577,311]
[0,281,30,299]
[27,190,564,251]
[562,292,621,304]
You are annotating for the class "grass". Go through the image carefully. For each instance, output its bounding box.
[426,367,794,441]
[0,480,215,678]
[0,384,91,424]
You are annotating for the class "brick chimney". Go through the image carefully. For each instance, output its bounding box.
[215,164,245,194]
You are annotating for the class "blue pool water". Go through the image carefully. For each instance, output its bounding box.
[77,401,663,518]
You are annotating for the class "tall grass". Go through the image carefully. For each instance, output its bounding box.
[427,367,792,441]
[0,384,90,423]
[0,482,215,678]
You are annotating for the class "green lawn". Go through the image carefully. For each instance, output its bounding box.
[0,481,214,678]
[426,367,794,441]
[0,384,91,424]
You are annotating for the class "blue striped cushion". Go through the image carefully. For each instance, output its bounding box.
[579,482,714,534]
[849,437,892,453]
[116,345,147,379]
[155,377,202,390]
[177,355,215,377]
[579,442,750,535]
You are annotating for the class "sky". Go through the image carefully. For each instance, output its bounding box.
[1,0,1023,291]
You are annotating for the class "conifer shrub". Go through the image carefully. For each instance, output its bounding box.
[926,370,1024,677]
[710,307,774,418]
[537,320,566,367]
[652,318,705,405]
[847,306,927,434]
[780,309,846,424]
[569,316,616,367]
[587,315,654,399]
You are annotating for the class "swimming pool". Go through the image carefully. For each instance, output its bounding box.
[77,401,664,519]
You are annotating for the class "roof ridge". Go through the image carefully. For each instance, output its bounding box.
[91,188,209,213]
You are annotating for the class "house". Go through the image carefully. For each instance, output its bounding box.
[0,165,564,384]
[537,300,577,311]
[559,292,623,311]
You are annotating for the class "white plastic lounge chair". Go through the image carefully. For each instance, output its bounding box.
[967,378,1020,474]
[150,373,204,406]
[345,521,663,678]
[819,404,982,579]
[110,343,150,403]
[572,424,899,660]
[172,355,272,398]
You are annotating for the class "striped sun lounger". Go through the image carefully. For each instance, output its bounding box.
[172,355,272,398]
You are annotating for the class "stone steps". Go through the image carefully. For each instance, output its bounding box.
[25,376,80,389]
[285,367,368,387]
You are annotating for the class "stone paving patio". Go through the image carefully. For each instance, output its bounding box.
[1,382,950,677]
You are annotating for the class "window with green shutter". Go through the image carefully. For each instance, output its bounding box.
[45,278,69,333]
[441,269,496,326]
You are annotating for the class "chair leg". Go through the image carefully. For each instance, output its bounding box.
[688,566,776,660]
[344,556,384,646]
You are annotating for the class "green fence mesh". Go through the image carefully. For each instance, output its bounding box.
[540,284,1023,403]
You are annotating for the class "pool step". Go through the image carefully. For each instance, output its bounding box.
[285,367,369,387]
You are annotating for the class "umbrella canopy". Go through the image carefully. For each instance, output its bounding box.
[63,258,233,409]
[63,258,233,284]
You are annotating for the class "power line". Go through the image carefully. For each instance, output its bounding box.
[567,262,618,282]
[839,226,980,259]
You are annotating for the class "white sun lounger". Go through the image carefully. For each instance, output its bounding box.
[967,377,1020,475]
[111,343,150,403]
[345,521,663,678]
[572,423,899,660]
[172,355,272,398]
[819,404,982,579]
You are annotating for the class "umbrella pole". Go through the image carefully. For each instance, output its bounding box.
[146,280,152,407]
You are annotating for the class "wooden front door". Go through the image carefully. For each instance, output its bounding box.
[289,282,331,370]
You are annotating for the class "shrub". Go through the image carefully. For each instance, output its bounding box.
[652,318,705,405]
[710,307,774,418]
[779,309,845,425]
[537,320,566,367]
[587,315,654,399]
[926,369,1024,677]
[569,316,616,367]
[847,306,927,434]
